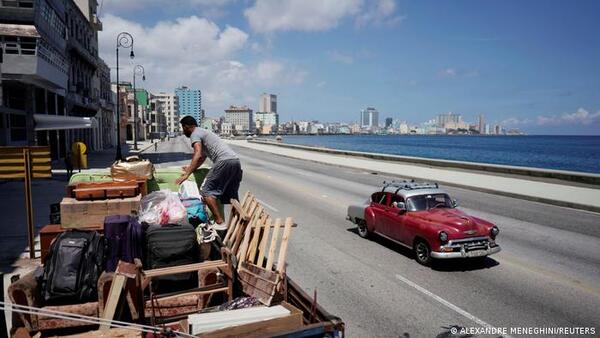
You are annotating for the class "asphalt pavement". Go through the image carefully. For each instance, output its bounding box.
[145,137,600,337]
[4,137,598,337]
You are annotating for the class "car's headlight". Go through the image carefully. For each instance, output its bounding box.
[491,226,499,239]
[439,231,448,243]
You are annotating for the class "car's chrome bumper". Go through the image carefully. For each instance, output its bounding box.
[431,244,501,259]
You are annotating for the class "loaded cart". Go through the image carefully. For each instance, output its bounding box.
[6,160,344,337]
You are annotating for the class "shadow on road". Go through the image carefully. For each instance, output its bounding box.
[346,227,500,271]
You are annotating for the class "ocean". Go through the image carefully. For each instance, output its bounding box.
[274,135,600,174]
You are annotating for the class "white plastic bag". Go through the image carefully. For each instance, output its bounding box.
[179,181,202,199]
[139,189,189,225]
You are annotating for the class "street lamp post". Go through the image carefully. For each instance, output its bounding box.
[132,64,145,150]
[115,32,134,161]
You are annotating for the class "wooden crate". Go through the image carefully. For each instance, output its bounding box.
[67,179,147,199]
[73,182,139,200]
[60,194,141,229]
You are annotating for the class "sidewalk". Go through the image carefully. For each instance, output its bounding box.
[0,142,148,273]
[0,140,174,335]
[225,140,600,213]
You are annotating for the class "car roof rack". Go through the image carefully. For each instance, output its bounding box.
[381,180,439,193]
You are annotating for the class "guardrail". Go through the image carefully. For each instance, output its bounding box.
[248,139,600,185]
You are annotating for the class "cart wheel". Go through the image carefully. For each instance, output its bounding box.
[357,219,370,239]
[414,239,432,266]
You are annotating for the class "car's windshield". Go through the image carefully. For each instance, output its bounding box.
[407,194,453,211]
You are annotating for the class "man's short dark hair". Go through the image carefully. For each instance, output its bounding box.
[180,116,198,126]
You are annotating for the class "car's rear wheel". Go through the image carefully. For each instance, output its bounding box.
[356,219,370,238]
[414,239,432,266]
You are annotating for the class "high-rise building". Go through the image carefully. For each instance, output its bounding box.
[149,94,167,138]
[154,93,179,134]
[360,107,379,129]
[478,114,485,134]
[225,105,253,134]
[259,93,277,113]
[484,124,490,135]
[385,117,393,128]
[175,86,203,122]
[436,112,462,128]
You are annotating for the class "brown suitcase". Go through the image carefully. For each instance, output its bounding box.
[71,181,140,200]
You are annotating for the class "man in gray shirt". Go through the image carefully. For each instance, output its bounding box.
[176,116,242,225]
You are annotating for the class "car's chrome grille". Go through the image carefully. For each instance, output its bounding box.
[447,237,491,252]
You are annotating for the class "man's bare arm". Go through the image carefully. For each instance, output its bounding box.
[177,142,205,184]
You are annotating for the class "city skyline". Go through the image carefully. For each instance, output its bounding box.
[98,0,600,135]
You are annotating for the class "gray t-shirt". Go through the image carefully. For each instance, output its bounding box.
[190,128,238,163]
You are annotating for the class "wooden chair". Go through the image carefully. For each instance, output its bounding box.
[223,192,296,306]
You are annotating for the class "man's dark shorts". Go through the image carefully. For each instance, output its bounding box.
[200,159,243,204]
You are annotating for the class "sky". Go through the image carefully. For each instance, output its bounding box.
[97,0,600,135]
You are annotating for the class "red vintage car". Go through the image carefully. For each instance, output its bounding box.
[347,181,501,265]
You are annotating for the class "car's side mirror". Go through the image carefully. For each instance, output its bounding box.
[397,202,407,213]
[451,199,458,208]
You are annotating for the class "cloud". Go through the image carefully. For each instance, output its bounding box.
[316,81,326,88]
[439,68,457,77]
[501,117,532,126]
[327,50,354,64]
[438,67,479,78]
[243,0,404,33]
[536,108,600,126]
[99,14,305,113]
[245,0,364,33]
[502,108,600,127]
[100,0,233,14]
[355,0,404,28]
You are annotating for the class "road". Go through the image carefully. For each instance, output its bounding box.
[147,137,600,337]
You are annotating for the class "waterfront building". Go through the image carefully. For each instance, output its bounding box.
[478,114,485,134]
[360,107,379,130]
[494,124,503,135]
[436,112,462,128]
[385,117,393,128]
[259,93,277,114]
[201,117,219,133]
[225,105,253,134]
[154,92,179,134]
[254,112,279,134]
[399,122,409,134]
[339,125,351,134]
[175,86,203,122]
[220,122,233,136]
[444,121,470,131]
[484,124,490,135]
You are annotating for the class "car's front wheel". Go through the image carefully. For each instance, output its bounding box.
[356,219,370,239]
[414,239,432,266]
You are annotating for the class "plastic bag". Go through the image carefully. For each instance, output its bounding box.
[179,181,202,199]
[139,190,188,225]
[181,198,209,226]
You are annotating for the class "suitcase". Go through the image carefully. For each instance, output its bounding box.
[104,215,144,272]
[70,181,140,200]
[145,224,198,292]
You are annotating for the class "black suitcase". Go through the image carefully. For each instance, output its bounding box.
[145,224,199,292]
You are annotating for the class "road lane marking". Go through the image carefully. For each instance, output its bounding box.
[256,199,279,212]
[394,274,511,336]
